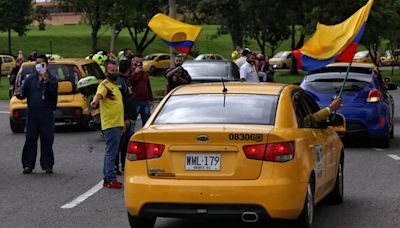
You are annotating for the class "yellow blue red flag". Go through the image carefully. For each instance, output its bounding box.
[293,0,374,71]
[148,13,202,54]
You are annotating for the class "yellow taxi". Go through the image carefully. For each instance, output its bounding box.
[269,51,292,69]
[9,59,104,133]
[379,49,400,66]
[143,53,171,74]
[125,83,345,228]
[353,50,380,64]
[1,54,16,75]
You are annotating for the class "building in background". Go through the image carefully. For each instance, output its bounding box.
[33,0,83,25]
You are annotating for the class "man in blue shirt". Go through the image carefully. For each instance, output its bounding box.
[15,54,58,174]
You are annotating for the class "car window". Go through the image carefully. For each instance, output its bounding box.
[293,91,319,128]
[144,55,157,60]
[22,64,77,83]
[4,57,13,63]
[154,94,278,125]
[305,72,371,94]
[158,55,170,61]
[216,55,223,60]
[82,62,104,79]
[183,62,228,79]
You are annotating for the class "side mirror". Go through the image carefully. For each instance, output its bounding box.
[385,82,398,90]
[327,113,346,132]
[58,81,73,94]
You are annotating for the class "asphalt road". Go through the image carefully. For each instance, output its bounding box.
[0,90,400,228]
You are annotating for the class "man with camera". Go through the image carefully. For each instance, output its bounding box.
[164,55,191,93]
[129,54,154,127]
[15,54,58,174]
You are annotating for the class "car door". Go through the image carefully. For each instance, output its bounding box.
[292,91,327,198]
[2,56,15,75]
[158,55,170,69]
[302,92,338,187]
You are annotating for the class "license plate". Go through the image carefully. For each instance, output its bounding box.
[185,153,221,171]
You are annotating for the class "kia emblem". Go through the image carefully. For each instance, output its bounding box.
[197,135,209,142]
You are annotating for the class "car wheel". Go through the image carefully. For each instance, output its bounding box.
[149,66,156,75]
[10,118,25,133]
[327,154,344,204]
[295,178,314,228]
[390,124,394,139]
[128,212,156,228]
[375,135,390,148]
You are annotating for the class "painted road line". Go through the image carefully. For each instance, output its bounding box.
[0,111,9,114]
[61,180,103,209]
[388,154,400,160]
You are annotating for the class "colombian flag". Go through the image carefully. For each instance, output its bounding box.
[293,0,374,71]
[148,13,202,54]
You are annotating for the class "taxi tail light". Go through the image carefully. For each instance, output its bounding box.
[367,89,381,103]
[127,141,165,161]
[13,110,20,119]
[74,108,82,116]
[243,142,295,162]
[264,142,295,162]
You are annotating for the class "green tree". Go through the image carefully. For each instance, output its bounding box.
[0,0,32,54]
[105,0,165,55]
[34,7,52,31]
[58,0,114,53]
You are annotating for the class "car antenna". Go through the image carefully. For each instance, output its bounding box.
[222,77,227,108]
[222,77,228,93]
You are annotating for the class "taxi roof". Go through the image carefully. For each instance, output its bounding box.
[22,58,95,66]
[327,62,376,69]
[172,82,287,96]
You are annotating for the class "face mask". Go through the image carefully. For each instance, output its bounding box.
[108,73,119,82]
[35,63,47,74]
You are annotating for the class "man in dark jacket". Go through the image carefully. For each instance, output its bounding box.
[114,60,137,174]
[15,54,58,174]
[164,55,191,93]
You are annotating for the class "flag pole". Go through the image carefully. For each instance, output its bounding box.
[337,62,353,98]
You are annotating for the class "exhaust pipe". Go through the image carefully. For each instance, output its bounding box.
[241,212,259,223]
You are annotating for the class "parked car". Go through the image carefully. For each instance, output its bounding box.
[143,53,171,74]
[269,51,292,69]
[45,54,63,61]
[125,82,345,228]
[379,49,400,66]
[300,62,397,148]
[182,60,240,83]
[0,54,16,75]
[194,54,226,61]
[9,59,104,133]
[353,50,380,64]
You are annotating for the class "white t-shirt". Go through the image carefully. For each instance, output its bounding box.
[235,57,247,68]
[240,62,260,82]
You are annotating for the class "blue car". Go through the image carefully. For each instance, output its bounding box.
[300,63,397,148]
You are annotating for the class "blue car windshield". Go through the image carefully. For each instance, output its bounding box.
[305,72,371,94]
[154,94,278,125]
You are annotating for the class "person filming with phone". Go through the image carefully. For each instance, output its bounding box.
[14,54,58,174]
[164,55,191,93]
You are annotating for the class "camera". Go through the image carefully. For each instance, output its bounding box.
[137,62,143,68]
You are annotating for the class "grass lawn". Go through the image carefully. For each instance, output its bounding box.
[0,77,10,100]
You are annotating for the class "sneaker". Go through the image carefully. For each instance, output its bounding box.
[45,168,53,174]
[103,180,123,189]
[23,167,32,174]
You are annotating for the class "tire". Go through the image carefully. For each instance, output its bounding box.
[128,212,156,228]
[390,124,394,139]
[295,178,314,228]
[10,118,25,133]
[375,135,390,148]
[149,66,156,75]
[327,154,344,204]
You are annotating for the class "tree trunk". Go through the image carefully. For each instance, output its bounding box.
[169,0,177,68]
[110,24,116,54]
[8,28,12,55]
[91,29,99,54]
[91,5,101,54]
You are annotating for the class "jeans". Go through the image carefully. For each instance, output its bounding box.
[137,100,151,126]
[116,120,135,169]
[103,127,122,182]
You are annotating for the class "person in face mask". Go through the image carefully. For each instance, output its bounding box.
[164,55,191,94]
[91,67,125,189]
[240,52,260,82]
[14,54,58,174]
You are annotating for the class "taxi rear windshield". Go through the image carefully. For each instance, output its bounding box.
[154,94,278,125]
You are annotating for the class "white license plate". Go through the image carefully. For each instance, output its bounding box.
[185,153,221,171]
